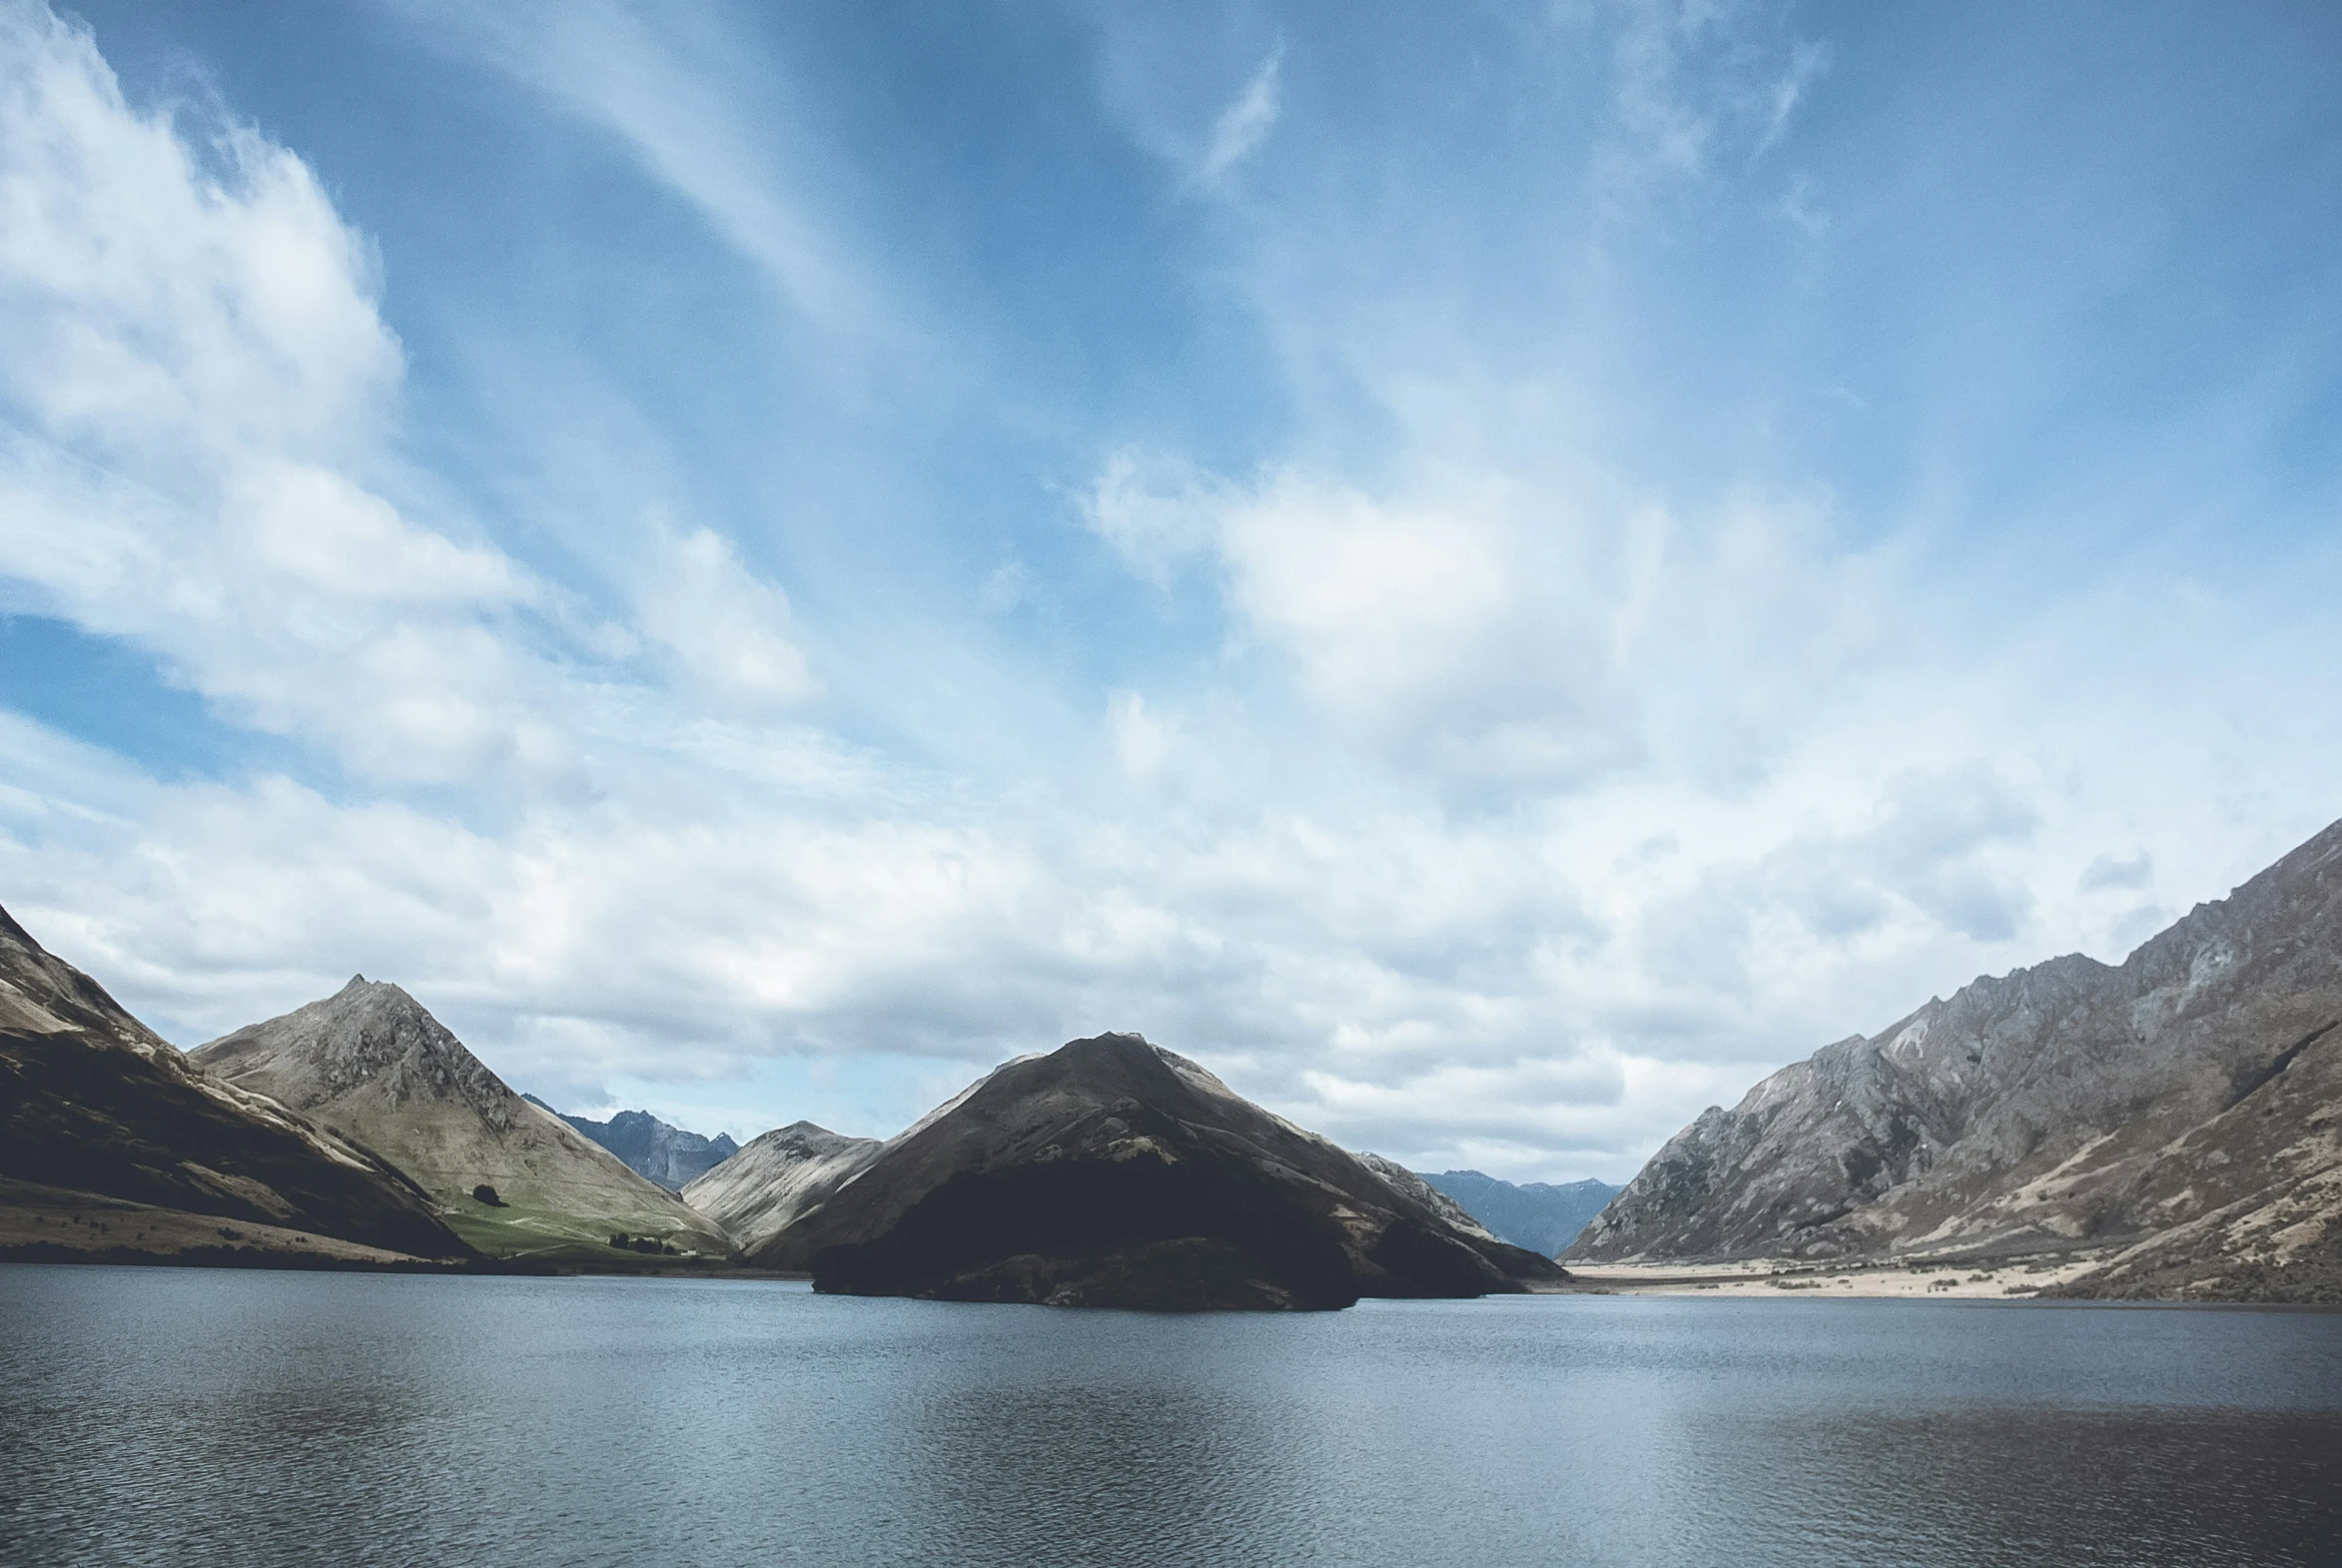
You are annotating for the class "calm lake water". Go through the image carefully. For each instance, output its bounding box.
[1,1265,2338,1567]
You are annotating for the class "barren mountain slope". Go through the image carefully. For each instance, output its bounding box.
[681,1121,883,1252]
[1569,820,2342,1302]
[193,980,734,1261]
[0,904,464,1261]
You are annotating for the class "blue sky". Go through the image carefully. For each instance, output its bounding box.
[2,0,2338,1180]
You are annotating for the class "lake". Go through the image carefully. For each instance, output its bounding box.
[1,1264,2337,1566]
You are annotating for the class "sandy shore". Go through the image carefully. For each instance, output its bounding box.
[1549,1250,2115,1298]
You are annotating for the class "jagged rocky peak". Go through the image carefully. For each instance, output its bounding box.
[1570,817,2342,1302]
[201,976,518,1130]
[524,1096,741,1190]
[741,1031,1565,1310]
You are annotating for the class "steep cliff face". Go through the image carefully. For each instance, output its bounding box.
[0,904,465,1260]
[681,1121,882,1252]
[742,1033,1563,1309]
[1569,820,2342,1301]
[193,981,734,1260]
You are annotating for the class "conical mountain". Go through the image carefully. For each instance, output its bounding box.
[0,902,464,1260]
[682,1121,883,1250]
[192,979,733,1262]
[743,1032,1565,1310]
[1570,818,2342,1302]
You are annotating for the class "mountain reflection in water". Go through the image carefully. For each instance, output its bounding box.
[1,1266,2336,1567]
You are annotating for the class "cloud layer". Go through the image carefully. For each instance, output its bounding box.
[4,0,2341,1180]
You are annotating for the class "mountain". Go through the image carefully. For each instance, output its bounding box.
[1570,819,2342,1303]
[1421,1171,1620,1256]
[0,903,464,1261]
[681,1121,883,1251]
[741,1032,1566,1309]
[191,979,734,1262]
[521,1096,738,1190]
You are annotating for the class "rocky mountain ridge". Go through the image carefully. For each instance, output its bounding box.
[523,1097,739,1190]
[1569,819,2342,1301]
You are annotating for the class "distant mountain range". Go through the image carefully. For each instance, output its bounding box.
[1420,1172,1619,1256]
[521,1098,737,1191]
[1571,818,2342,1303]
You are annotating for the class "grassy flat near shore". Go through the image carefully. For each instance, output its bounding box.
[0,1176,437,1267]
[0,1176,753,1274]
[440,1195,739,1270]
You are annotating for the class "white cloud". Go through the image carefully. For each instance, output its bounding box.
[1196,46,1282,185]
[634,517,818,709]
[6,1,2342,1192]
[380,0,881,339]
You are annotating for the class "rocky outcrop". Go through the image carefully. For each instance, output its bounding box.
[193,981,734,1261]
[681,1121,882,1252]
[1569,819,2342,1302]
[1422,1171,1619,1256]
[524,1098,739,1190]
[0,903,465,1260]
[1355,1153,1501,1242]
[743,1033,1565,1309]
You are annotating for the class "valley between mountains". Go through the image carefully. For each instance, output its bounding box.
[7,818,2342,1305]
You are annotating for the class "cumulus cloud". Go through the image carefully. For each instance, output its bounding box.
[0,3,547,783]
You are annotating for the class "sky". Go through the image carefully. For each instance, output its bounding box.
[1,0,2338,1183]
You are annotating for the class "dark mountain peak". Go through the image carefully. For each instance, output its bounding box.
[744,1032,1562,1309]
[527,1098,744,1190]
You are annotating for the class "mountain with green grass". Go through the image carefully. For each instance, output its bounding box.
[192,979,734,1264]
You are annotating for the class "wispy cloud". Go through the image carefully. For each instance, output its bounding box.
[380,0,884,340]
[1196,44,1283,185]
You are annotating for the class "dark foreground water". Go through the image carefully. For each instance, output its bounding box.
[2,1266,2339,1567]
